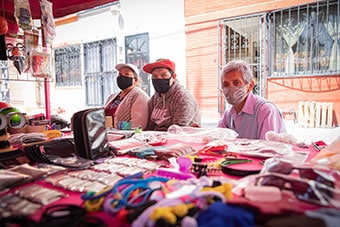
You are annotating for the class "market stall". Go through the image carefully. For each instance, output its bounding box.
[0,0,119,119]
[1,124,339,226]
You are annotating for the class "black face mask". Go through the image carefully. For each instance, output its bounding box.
[117,76,133,90]
[152,77,172,93]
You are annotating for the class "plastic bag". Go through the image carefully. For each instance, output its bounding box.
[31,51,52,78]
[40,0,56,45]
[165,125,238,143]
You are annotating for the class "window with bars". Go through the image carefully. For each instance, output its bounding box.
[271,0,339,77]
[125,33,150,95]
[218,15,263,112]
[83,38,117,106]
[54,45,82,87]
[219,15,263,95]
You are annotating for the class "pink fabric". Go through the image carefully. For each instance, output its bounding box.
[218,93,286,140]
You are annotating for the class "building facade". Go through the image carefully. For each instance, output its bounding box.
[185,0,339,127]
[2,0,187,121]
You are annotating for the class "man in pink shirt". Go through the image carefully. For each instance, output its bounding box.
[218,60,286,139]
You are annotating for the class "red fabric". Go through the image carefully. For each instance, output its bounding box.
[1,0,119,20]
[0,16,8,35]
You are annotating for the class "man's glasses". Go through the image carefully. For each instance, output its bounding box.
[255,173,336,207]
[262,159,335,188]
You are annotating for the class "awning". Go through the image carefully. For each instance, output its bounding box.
[1,0,118,19]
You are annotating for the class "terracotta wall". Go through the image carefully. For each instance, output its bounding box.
[267,76,340,127]
[186,21,221,119]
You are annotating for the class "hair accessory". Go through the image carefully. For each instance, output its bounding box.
[150,203,195,225]
[131,185,226,227]
[102,176,169,215]
[82,187,112,212]
[197,140,228,156]
[156,157,196,180]
[221,159,261,176]
[40,204,87,226]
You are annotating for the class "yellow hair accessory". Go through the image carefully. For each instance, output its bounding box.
[150,203,194,224]
[200,182,233,200]
[172,203,194,217]
[150,207,176,224]
[84,196,105,212]
[82,186,112,212]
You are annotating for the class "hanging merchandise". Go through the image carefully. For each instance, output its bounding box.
[40,0,56,46]
[14,0,33,31]
[0,106,26,135]
[31,50,51,78]
[0,16,8,60]
[24,29,39,73]
[6,112,26,129]
[7,42,26,74]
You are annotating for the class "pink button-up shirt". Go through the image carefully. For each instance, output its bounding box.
[218,92,286,140]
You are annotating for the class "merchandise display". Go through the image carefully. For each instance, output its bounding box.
[0,125,339,227]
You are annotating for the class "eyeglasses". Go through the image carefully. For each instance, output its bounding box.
[255,173,336,206]
[263,159,335,188]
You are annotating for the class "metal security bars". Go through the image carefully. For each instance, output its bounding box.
[0,61,10,103]
[55,45,82,87]
[270,0,340,77]
[218,14,264,112]
[218,15,264,95]
[84,38,117,106]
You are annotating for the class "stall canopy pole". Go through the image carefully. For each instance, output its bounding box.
[40,9,50,120]
[44,70,51,120]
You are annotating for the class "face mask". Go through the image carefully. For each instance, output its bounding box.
[222,85,248,105]
[152,77,172,93]
[117,76,133,90]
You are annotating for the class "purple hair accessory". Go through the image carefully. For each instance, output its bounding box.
[156,157,196,180]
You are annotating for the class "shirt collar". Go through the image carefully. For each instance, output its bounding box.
[231,92,256,115]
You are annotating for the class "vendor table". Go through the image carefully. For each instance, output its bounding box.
[0,134,335,227]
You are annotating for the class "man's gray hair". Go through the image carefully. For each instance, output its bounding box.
[220,60,253,84]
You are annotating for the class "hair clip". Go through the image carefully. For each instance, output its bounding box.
[40,204,86,226]
[156,157,196,180]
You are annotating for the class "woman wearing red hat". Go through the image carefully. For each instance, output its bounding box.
[143,58,201,131]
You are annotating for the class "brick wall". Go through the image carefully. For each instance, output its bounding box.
[184,0,326,121]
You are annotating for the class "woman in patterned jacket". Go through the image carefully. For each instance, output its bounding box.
[104,63,149,130]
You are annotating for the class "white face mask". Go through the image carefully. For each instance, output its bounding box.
[222,85,248,105]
